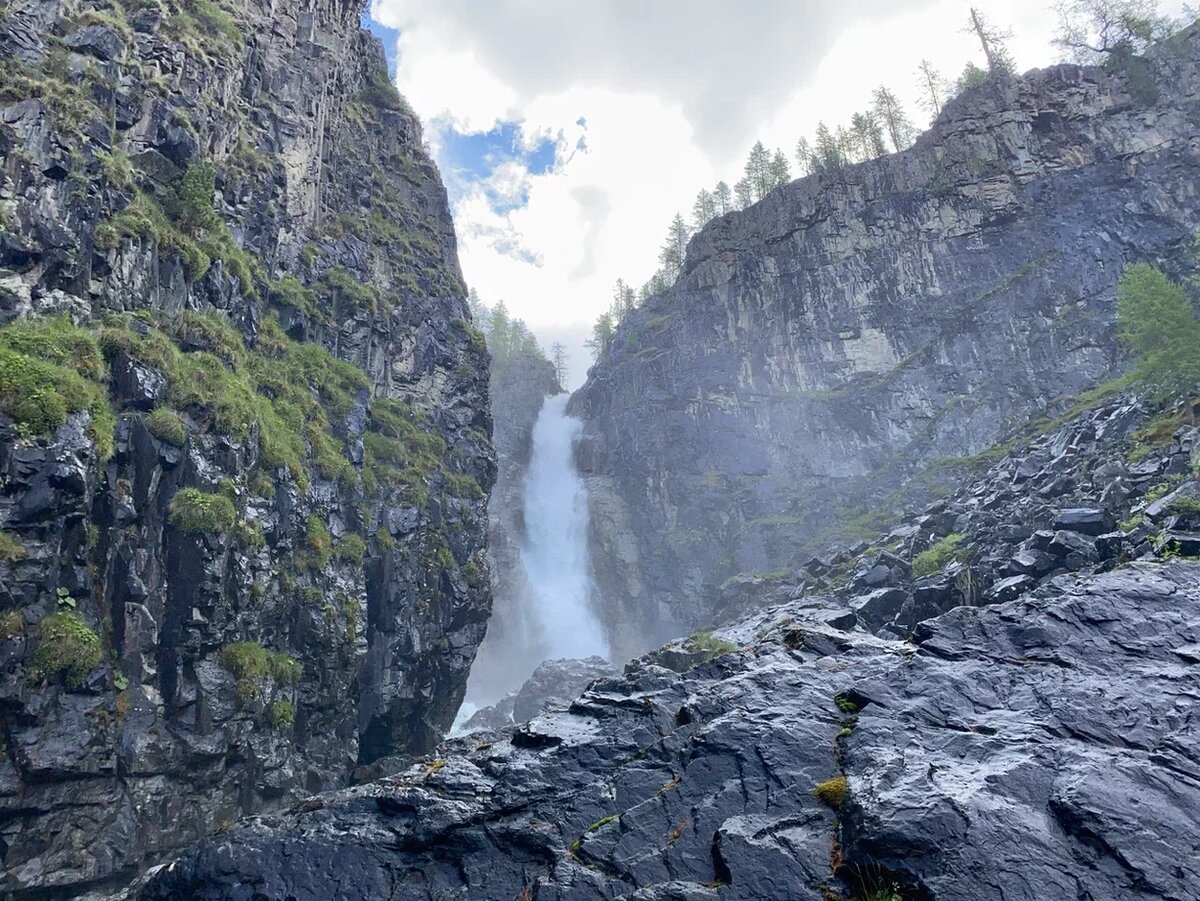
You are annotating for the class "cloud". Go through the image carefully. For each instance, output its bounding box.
[368,0,1189,389]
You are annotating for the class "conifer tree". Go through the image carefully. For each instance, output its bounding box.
[692,189,717,230]
[658,213,691,282]
[744,141,774,201]
[769,149,792,190]
[871,86,916,151]
[551,342,568,387]
[965,6,1014,74]
[795,136,817,175]
[916,59,947,120]
[734,177,754,209]
[714,181,734,216]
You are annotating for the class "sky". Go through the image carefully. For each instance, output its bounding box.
[365,1,1187,389]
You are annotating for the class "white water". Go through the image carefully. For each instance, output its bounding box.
[454,393,608,727]
[519,394,610,661]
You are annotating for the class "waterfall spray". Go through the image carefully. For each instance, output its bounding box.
[457,393,608,722]
[519,394,609,662]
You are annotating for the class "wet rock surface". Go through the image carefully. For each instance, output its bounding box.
[139,560,1200,901]
[0,0,493,895]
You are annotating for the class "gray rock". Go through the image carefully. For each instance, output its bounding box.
[512,656,616,723]
[1054,507,1114,536]
[63,24,126,61]
[140,563,1200,901]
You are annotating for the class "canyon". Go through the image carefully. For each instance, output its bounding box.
[0,2,1198,899]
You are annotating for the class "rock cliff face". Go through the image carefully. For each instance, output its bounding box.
[571,28,1200,660]
[0,0,493,895]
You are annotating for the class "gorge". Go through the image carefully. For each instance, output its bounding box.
[0,2,1198,900]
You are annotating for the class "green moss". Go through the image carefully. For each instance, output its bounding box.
[183,0,243,45]
[145,407,186,446]
[335,532,366,564]
[361,68,406,111]
[912,533,965,578]
[300,515,333,570]
[814,775,848,809]
[835,694,862,714]
[218,641,300,704]
[0,531,25,562]
[249,471,276,499]
[462,560,482,587]
[452,318,487,355]
[444,471,483,499]
[33,611,102,687]
[169,488,237,534]
[269,275,319,317]
[588,814,619,832]
[687,630,737,658]
[97,166,263,295]
[234,519,265,549]
[267,699,295,727]
[319,267,379,312]
[0,317,115,459]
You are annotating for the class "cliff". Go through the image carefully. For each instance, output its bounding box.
[571,26,1200,660]
[0,0,493,895]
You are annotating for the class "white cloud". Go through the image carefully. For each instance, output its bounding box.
[369,0,1189,388]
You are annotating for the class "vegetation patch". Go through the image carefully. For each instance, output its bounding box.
[814,775,848,809]
[218,641,301,704]
[33,611,102,687]
[0,531,25,562]
[169,488,237,534]
[145,408,187,446]
[267,699,295,728]
[911,533,965,578]
[0,317,116,459]
[687,630,737,658]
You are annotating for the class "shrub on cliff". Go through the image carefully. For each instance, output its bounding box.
[33,611,102,687]
[0,317,115,459]
[146,408,187,446]
[1118,263,1200,403]
[169,488,237,534]
[912,533,965,578]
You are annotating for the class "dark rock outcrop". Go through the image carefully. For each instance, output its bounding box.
[139,560,1200,900]
[571,27,1200,660]
[0,0,493,895]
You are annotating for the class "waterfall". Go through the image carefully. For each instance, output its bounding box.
[456,393,608,723]
[519,393,609,662]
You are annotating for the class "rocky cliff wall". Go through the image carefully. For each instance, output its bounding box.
[0,0,493,895]
[571,26,1200,660]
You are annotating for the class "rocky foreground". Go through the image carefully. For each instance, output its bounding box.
[138,555,1199,900]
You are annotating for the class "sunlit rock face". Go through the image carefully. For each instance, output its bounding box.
[571,29,1200,658]
[0,0,493,894]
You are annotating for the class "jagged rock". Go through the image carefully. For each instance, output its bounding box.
[1049,529,1100,561]
[512,656,616,724]
[139,562,1200,901]
[848,588,907,631]
[984,573,1036,603]
[570,27,1200,659]
[0,1,494,895]
[62,25,125,61]
[1054,507,1114,536]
